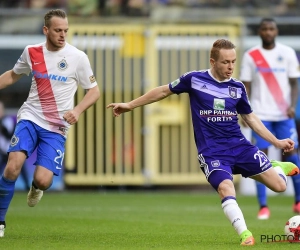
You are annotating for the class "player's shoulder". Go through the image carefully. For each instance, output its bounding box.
[24,42,45,51]
[230,77,246,88]
[182,69,208,77]
[275,42,296,52]
[64,42,86,56]
[244,45,261,54]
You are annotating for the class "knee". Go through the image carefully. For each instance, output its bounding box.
[33,178,52,190]
[3,162,22,181]
[272,179,286,193]
[217,179,235,197]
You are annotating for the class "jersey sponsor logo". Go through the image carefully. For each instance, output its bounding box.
[199,109,237,122]
[34,62,42,65]
[255,67,285,73]
[57,59,68,71]
[32,70,68,82]
[213,98,225,110]
[89,75,96,83]
[10,134,19,146]
[211,160,220,167]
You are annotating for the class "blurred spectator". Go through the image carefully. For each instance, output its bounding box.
[68,0,98,16]
[0,0,23,8]
[44,0,67,8]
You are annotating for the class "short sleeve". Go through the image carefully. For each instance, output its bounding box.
[76,54,98,89]
[169,71,193,94]
[12,47,31,76]
[239,52,253,82]
[287,49,300,78]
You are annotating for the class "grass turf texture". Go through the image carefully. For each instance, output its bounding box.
[1,191,300,249]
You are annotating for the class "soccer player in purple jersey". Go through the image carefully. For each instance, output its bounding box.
[107,39,299,246]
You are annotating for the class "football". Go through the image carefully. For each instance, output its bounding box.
[284,215,300,243]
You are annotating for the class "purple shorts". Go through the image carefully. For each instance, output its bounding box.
[198,140,272,181]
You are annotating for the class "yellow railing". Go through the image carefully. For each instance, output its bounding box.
[64,23,241,186]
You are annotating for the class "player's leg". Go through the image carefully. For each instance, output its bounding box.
[199,154,254,245]
[0,120,38,237]
[208,171,255,246]
[252,121,272,219]
[275,119,300,213]
[27,125,66,207]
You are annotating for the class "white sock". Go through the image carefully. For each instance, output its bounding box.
[273,166,287,184]
[222,197,247,235]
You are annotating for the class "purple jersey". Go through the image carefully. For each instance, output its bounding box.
[169,69,253,154]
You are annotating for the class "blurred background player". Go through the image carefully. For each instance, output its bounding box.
[0,101,31,190]
[240,17,300,219]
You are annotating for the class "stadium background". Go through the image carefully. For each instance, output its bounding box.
[1,0,300,195]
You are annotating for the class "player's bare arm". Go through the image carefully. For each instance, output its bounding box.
[63,85,100,125]
[239,81,251,127]
[241,112,294,152]
[107,84,173,117]
[287,77,298,118]
[0,70,23,89]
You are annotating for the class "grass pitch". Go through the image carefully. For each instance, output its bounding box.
[1,190,299,249]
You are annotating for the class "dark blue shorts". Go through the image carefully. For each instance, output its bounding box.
[198,140,272,180]
[8,120,66,176]
[253,119,298,149]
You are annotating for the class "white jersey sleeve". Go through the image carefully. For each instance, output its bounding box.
[239,49,256,82]
[287,47,300,78]
[13,45,34,76]
[75,53,97,89]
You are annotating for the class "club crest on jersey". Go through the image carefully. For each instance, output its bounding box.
[10,135,19,147]
[211,160,220,167]
[57,59,68,71]
[228,86,237,99]
[213,98,225,110]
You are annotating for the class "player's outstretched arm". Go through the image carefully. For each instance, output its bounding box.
[107,85,173,117]
[0,70,23,89]
[241,112,294,152]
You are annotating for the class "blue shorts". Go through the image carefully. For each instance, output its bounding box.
[8,120,66,176]
[253,119,299,149]
[199,140,272,181]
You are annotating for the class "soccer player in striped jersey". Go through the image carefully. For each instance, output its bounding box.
[240,18,300,220]
[107,39,299,245]
[0,9,100,237]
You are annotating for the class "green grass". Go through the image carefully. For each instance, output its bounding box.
[1,191,300,249]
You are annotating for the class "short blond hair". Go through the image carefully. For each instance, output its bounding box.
[44,9,67,28]
[210,39,236,60]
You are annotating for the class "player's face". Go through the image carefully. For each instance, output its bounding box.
[258,21,278,46]
[210,48,236,81]
[43,16,68,51]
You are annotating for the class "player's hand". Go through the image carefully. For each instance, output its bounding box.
[63,110,79,125]
[106,103,132,117]
[275,138,294,153]
[287,106,295,118]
